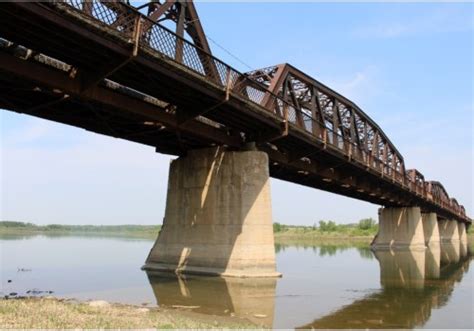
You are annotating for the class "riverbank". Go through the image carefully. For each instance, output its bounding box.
[1,221,471,244]
[273,226,375,243]
[0,297,256,329]
[0,220,378,241]
[0,222,159,239]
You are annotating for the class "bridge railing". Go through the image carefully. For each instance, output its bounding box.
[61,2,295,128]
[56,1,467,221]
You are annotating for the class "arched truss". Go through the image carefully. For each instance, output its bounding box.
[428,181,449,200]
[144,0,211,51]
[425,180,465,214]
[407,169,424,184]
[142,0,220,81]
[72,0,220,81]
[246,64,405,179]
[449,198,465,216]
[246,64,467,217]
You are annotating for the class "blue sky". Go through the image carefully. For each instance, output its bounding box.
[1,2,473,225]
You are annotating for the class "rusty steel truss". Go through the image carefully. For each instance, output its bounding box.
[0,0,470,224]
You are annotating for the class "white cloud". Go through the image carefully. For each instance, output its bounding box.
[320,65,385,110]
[353,6,473,39]
[1,116,173,225]
[5,119,52,144]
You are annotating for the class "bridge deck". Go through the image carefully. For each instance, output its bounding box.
[0,1,469,224]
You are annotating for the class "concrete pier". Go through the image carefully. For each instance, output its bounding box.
[440,242,460,265]
[438,219,460,242]
[143,147,280,277]
[371,207,425,249]
[422,212,440,246]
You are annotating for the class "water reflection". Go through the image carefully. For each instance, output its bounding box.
[2,235,471,328]
[275,242,374,260]
[425,243,441,279]
[298,242,472,329]
[146,272,276,327]
[146,242,471,329]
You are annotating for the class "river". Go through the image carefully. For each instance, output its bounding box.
[1,234,472,329]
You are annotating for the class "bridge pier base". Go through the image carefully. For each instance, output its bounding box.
[438,219,460,242]
[143,147,280,278]
[371,207,425,250]
[422,212,440,246]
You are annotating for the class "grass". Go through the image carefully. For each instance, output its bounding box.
[0,297,256,329]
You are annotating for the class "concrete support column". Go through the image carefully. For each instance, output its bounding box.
[422,212,440,246]
[371,207,425,249]
[438,219,460,242]
[440,242,460,264]
[457,222,468,243]
[143,147,280,277]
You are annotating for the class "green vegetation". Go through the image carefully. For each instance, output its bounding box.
[273,218,378,243]
[0,221,160,239]
[0,298,255,329]
[357,218,377,230]
[4,220,472,245]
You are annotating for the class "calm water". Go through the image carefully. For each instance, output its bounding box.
[1,234,472,329]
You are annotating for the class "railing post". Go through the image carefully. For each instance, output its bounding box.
[82,1,93,15]
[132,14,142,56]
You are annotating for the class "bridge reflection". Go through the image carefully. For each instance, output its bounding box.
[145,242,471,329]
[145,272,277,327]
[298,242,471,329]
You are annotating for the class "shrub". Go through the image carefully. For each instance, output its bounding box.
[273,222,282,233]
[319,220,337,232]
[358,218,377,230]
[45,224,63,230]
[0,221,35,228]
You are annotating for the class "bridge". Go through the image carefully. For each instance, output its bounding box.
[298,242,472,329]
[0,0,471,277]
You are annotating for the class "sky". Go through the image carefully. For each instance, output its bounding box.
[1,2,473,226]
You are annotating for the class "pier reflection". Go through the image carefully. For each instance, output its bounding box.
[298,242,472,329]
[145,272,277,327]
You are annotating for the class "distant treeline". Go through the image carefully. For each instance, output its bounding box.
[273,218,378,237]
[1,220,374,234]
[0,221,161,235]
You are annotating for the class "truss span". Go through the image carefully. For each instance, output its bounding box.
[0,0,470,224]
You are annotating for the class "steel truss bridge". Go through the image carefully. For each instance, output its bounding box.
[0,0,470,225]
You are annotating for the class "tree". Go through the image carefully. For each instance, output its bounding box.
[273,222,282,232]
[319,220,337,232]
[358,218,377,230]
